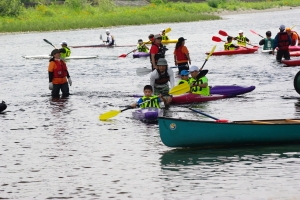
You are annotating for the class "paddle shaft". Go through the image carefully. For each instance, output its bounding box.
[43,39,57,48]
[189,108,219,120]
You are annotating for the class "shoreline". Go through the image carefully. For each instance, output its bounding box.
[215,6,299,16]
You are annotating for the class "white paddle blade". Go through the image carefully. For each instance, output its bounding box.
[136,68,152,76]
[100,34,102,40]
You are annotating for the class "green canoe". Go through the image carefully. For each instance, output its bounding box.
[158,117,300,148]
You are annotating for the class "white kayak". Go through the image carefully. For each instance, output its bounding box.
[22,55,98,59]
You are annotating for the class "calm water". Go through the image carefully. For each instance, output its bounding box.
[1,8,300,199]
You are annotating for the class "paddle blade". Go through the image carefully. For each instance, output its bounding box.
[169,82,190,95]
[196,70,208,79]
[212,36,222,42]
[206,45,216,59]
[100,34,102,40]
[136,68,152,76]
[119,54,127,58]
[219,30,228,36]
[165,27,171,33]
[250,30,257,35]
[99,110,121,121]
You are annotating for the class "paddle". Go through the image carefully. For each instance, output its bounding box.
[136,66,178,76]
[218,30,256,47]
[119,40,150,58]
[189,108,229,123]
[99,97,160,121]
[200,45,216,71]
[164,27,171,33]
[250,30,264,38]
[43,39,57,48]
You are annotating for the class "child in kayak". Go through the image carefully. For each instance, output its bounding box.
[224,36,239,50]
[131,85,167,108]
[178,70,190,85]
[134,39,149,53]
[234,30,251,47]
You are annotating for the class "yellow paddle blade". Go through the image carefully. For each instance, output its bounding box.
[206,45,216,59]
[99,110,121,121]
[169,82,190,95]
[291,25,296,30]
[165,27,171,33]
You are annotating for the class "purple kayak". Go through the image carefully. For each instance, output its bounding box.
[133,52,150,58]
[132,108,162,123]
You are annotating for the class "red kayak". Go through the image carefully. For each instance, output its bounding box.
[290,51,300,57]
[172,94,226,104]
[289,46,300,52]
[206,46,259,56]
[69,44,136,48]
[282,59,300,67]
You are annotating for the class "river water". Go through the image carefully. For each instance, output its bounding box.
[1,8,300,199]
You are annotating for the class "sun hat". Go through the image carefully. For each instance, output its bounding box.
[154,34,162,39]
[180,70,189,76]
[189,66,199,72]
[60,41,67,45]
[51,49,61,56]
[279,25,285,30]
[238,30,243,33]
[157,58,168,66]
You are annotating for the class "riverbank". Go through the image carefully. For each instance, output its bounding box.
[0,0,300,33]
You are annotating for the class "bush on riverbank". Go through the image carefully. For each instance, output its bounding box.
[0,0,300,33]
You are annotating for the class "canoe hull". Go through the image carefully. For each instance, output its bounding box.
[171,85,255,104]
[23,55,98,59]
[206,46,259,56]
[282,59,300,67]
[159,117,300,148]
[132,108,162,123]
[133,52,150,58]
[290,51,300,57]
[289,46,300,51]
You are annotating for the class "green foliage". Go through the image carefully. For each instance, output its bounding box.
[207,0,225,8]
[98,0,116,12]
[64,0,90,9]
[0,0,23,17]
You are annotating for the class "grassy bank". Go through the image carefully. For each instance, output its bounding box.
[0,0,300,33]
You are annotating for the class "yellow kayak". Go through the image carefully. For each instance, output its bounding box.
[145,39,178,44]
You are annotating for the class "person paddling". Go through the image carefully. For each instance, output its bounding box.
[59,41,71,59]
[133,39,149,53]
[131,85,167,108]
[259,31,274,51]
[161,29,169,40]
[150,58,174,106]
[178,70,190,86]
[273,25,292,62]
[189,66,210,96]
[224,36,239,50]
[174,37,191,75]
[234,30,251,47]
[103,30,115,46]
[286,27,299,46]
[48,49,72,97]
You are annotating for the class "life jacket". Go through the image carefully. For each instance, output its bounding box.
[107,35,115,45]
[60,47,71,58]
[263,38,274,50]
[291,31,300,46]
[236,36,247,46]
[224,42,235,50]
[178,79,189,85]
[150,43,166,63]
[175,46,188,61]
[155,70,169,85]
[162,34,169,40]
[137,44,148,53]
[140,96,160,108]
[277,32,290,50]
[189,76,210,96]
[53,60,67,78]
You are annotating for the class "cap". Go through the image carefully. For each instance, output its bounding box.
[154,34,162,39]
[106,29,110,34]
[157,58,168,66]
[51,49,61,56]
[60,41,67,45]
[189,66,199,72]
[138,39,143,43]
[178,37,187,42]
[238,30,243,33]
[286,27,291,32]
[161,29,165,32]
[180,70,189,76]
[279,25,285,30]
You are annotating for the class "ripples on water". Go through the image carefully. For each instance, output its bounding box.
[1,8,300,199]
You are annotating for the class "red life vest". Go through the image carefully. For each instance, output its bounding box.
[175,46,188,61]
[53,60,67,78]
[155,70,170,85]
[278,32,290,50]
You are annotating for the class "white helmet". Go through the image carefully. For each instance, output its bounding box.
[106,30,110,34]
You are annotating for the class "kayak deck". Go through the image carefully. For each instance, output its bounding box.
[206,46,259,56]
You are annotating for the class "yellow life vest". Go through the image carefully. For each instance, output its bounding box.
[189,77,210,96]
[140,96,160,108]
